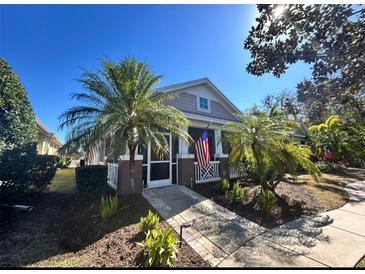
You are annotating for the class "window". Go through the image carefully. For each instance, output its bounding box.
[198,97,209,112]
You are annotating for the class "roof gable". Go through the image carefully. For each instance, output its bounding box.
[156,78,241,115]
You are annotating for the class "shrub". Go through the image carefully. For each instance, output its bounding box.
[0,145,37,203]
[75,165,107,198]
[100,194,119,219]
[139,210,160,233]
[216,178,230,194]
[29,155,59,192]
[0,58,38,203]
[231,181,247,202]
[138,228,179,267]
[258,189,277,213]
[316,161,345,173]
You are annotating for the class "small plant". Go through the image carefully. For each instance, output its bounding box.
[216,178,230,194]
[137,228,179,267]
[139,210,160,233]
[258,189,277,213]
[231,181,247,202]
[100,194,119,219]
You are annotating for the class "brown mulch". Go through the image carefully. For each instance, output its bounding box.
[51,196,208,268]
[194,182,305,229]
[0,169,208,268]
[193,168,365,229]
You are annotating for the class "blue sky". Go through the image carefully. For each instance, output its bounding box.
[0,5,312,142]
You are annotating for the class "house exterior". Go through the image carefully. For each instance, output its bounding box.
[87,78,241,194]
[88,78,306,195]
[36,117,62,155]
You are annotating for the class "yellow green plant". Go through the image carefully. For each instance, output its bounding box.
[139,210,160,233]
[137,228,179,267]
[216,178,230,194]
[100,194,119,219]
[231,181,247,202]
[258,189,277,213]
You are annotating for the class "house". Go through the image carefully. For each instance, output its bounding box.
[36,117,62,155]
[87,78,241,194]
[88,78,306,195]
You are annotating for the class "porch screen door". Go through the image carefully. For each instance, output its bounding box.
[148,133,172,188]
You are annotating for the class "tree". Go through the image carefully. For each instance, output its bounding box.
[59,57,192,195]
[262,90,300,119]
[245,5,365,124]
[224,109,321,194]
[0,59,38,201]
[309,115,365,166]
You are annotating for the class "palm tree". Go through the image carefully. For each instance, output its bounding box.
[224,109,320,193]
[59,57,192,195]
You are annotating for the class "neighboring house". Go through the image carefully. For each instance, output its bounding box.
[36,117,62,155]
[88,78,306,195]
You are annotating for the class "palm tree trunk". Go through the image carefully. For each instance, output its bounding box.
[129,144,137,193]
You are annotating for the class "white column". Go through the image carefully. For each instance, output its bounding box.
[214,128,228,158]
[178,126,190,156]
[215,128,223,155]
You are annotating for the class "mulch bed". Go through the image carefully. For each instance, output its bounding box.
[53,195,209,268]
[0,169,208,268]
[193,177,339,229]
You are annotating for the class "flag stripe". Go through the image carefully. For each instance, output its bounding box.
[195,130,210,167]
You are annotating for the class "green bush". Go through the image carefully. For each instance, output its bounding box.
[216,178,230,194]
[231,181,247,202]
[316,161,344,173]
[0,145,37,203]
[258,189,277,213]
[29,155,59,192]
[138,228,179,267]
[75,165,107,198]
[139,210,160,233]
[100,194,119,219]
[0,58,38,203]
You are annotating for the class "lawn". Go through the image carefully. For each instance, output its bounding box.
[0,168,208,268]
[194,167,365,229]
[47,168,76,194]
[357,257,365,268]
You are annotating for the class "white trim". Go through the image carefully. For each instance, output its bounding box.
[197,96,210,113]
[214,153,229,158]
[147,133,172,189]
[177,154,195,159]
[119,154,144,161]
[184,112,236,125]
[156,77,241,114]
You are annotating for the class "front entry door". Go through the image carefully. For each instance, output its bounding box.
[148,133,172,188]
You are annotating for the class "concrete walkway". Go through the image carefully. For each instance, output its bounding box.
[143,180,365,267]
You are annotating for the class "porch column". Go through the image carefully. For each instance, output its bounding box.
[177,126,195,187]
[117,153,144,196]
[214,128,229,180]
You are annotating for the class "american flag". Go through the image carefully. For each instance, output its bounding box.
[195,131,210,167]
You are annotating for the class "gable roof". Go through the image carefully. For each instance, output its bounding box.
[156,78,241,114]
[36,117,62,147]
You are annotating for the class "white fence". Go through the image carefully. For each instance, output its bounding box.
[107,163,118,190]
[229,166,241,179]
[194,161,220,184]
[229,165,247,179]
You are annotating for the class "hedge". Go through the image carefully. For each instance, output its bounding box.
[29,155,59,192]
[75,165,107,198]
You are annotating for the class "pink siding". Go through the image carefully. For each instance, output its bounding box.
[165,92,238,122]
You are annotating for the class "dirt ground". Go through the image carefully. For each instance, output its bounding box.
[0,168,208,268]
[194,168,365,229]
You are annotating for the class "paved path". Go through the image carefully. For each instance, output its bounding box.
[143,180,365,267]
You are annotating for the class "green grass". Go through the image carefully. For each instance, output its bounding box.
[48,168,76,194]
[356,257,365,268]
